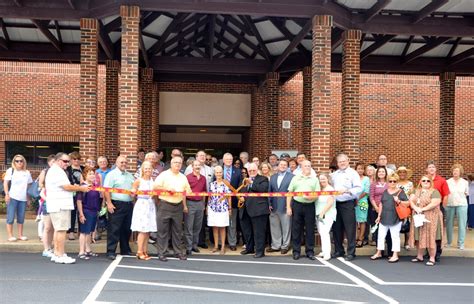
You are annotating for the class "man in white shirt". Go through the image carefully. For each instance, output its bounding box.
[331,153,362,261]
[240,151,251,169]
[377,154,394,175]
[45,152,90,264]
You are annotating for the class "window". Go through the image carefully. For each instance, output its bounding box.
[6,142,79,166]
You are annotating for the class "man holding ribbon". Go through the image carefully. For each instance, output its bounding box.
[154,156,191,262]
[286,160,320,260]
[239,163,269,258]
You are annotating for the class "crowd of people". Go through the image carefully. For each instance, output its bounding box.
[3,150,473,266]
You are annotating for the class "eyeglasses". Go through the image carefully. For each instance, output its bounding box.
[421,179,431,183]
[60,159,70,163]
[14,159,24,163]
[388,180,397,183]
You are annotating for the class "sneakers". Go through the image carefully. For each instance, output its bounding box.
[42,250,54,258]
[51,253,67,263]
[55,255,76,264]
[459,244,465,250]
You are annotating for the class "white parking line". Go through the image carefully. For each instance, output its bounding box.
[83,255,123,304]
[121,255,327,267]
[338,258,474,287]
[108,278,366,303]
[317,258,399,304]
[117,264,360,287]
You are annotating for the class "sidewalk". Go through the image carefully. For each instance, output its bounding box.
[1,218,473,258]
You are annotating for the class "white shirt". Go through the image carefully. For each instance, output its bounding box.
[331,167,362,202]
[45,164,74,212]
[4,168,32,201]
[447,178,469,207]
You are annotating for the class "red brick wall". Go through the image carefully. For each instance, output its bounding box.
[279,72,303,152]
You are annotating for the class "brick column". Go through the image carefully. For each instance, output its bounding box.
[341,29,361,166]
[79,18,98,160]
[250,87,267,159]
[105,60,120,162]
[119,5,140,170]
[311,15,332,173]
[151,82,159,150]
[140,68,153,151]
[439,72,456,177]
[265,72,279,157]
[302,66,312,156]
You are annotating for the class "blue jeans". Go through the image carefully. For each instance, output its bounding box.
[6,198,27,225]
[445,205,468,246]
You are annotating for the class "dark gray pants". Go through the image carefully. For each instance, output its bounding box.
[184,200,205,251]
[156,200,185,256]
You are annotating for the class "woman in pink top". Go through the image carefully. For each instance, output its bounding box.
[369,167,389,250]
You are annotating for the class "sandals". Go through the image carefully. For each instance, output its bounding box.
[8,237,17,242]
[77,254,90,260]
[19,236,28,241]
[388,258,399,263]
[85,251,99,257]
[356,240,363,248]
[211,248,218,253]
[370,254,383,260]
[136,252,151,260]
[411,258,423,263]
[426,261,436,266]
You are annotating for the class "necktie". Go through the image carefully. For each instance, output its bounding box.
[226,167,231,181]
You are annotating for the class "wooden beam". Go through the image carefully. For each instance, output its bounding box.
[103,16,121,33]
[0,18,10,44]
[215,18,264,58]
[0,37,8,50]
[272,18,312,71]
[332,28,344,52]
[403,36,450,64]
[412,0,449,24]
[360,34,395,61]
[241,15,272,63]
[208,14,216,60]
[31,19,62,52]
[401,35,414,58]
[97,20,114,59]
[147,13,189,55]
[364,0,392,22]
[142,11,161,29]
[447,47,474,66]
[447,37,461,58]
[214,30,252,59]
[269,18,309,58]
[54,20,62,44]
[161,15,208,55]
[139,27,150,67]
[68,0,77,10]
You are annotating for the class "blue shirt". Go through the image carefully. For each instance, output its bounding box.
[331,167,362,202]
[96,168,112,186]
[103,168,135,202]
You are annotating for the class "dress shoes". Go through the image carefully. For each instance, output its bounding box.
[281,248,289,255]
[186,250,192,255]
[306,254,316,260]
[344,255,355,261]
[254,253,265,258]
[266,247,280,253]
[198,243,208,249]
[176,254,187,261]
[293,252,300,260]
[240,249,255,255]
[331,252,344,259]
[229,246,237,251]
[106,254,116,261]
[192,247,200,253]
[158,255,168,262]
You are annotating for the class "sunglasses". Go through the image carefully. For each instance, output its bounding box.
[388,180,397,183]
[60,159,70,163]
[14,159,24,163]
[421,179,431,183]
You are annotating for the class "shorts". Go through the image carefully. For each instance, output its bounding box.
[6,198,27,225]
[79,211,98,234]
[49,210,71,231]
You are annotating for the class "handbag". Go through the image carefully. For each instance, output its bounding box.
[400,219,410,233]
[394,190,411,220]
[27,178,41,199]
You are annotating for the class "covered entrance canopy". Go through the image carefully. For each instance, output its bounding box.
[0,0,471,174]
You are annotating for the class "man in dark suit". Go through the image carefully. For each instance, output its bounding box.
[240,163,270,258]
[222,153,242,251]
[267,160,294,254]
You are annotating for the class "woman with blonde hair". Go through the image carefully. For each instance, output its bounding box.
[396,166,414,250]
[315,173,337,260]
[3,154,32,241]
[409,176,443,266]
[260,162,273,180]
[130,161,157,260]
[446,164,469,250]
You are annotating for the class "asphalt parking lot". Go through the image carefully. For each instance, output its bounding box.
[1,252,473,303]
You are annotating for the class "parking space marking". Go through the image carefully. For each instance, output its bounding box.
[117,264,360,287]
[121,255,327,267]
[108,278,366,303]
[338,258,474,287]
[83,255,123,304]
[318,258,399,304]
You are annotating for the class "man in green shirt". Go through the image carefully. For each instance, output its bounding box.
[104,156,135,260]
[286,160,320,260]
